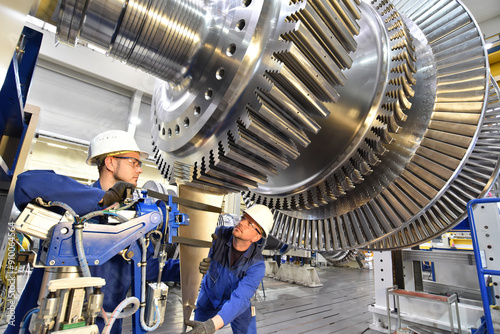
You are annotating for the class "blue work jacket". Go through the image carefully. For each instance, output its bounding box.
[196,226,265,330]
[15,170,105,215]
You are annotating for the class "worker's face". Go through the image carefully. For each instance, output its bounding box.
[111,152,143,186]
[233,215,262,243]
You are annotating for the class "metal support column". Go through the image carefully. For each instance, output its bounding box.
[467,198,500,334]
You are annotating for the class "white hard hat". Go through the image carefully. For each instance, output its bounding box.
[86,130,149,165]
[243,204,274,237]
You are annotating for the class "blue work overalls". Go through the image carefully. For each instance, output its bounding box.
[195,226,265,334]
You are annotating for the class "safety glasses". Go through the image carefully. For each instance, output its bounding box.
[239,216,262,235]
[113,156,143,168]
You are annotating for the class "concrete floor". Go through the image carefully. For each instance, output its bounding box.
[124,266,381,334]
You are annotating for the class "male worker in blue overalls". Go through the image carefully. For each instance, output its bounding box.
[7,130,179,334]
[185,204,273,334]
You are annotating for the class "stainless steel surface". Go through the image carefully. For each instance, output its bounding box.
[36,0,331,191]
[142,180,223,325]
[146,282,168,327]
[177,185,224,323]
[32,0,499,253]
[264,1,498,251]
[424,280,482,304]
[56,0,207,86]
[368,75,500,249]
[150,0,361,194]
[320,250,357,264]
[402,249,475,265]
[38,267,82,305]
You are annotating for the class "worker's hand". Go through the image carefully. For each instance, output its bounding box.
[101,181,135,207]
[184,319,216,334]
[199,257,211,275]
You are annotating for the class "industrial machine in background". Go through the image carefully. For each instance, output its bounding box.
[1,0,500,332]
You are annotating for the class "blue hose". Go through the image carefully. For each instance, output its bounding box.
[20,308,39,334]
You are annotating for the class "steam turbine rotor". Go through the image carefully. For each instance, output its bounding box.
[150,0,499,251]
[255,0,499,251]
[44,0,500,251]
[151,0,362,192]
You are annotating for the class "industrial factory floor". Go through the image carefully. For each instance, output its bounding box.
[124,266,381,334]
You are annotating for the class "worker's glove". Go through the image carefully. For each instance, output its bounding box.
[185,319,216,334]
[101,181,135,207]
[199,257,211,275]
